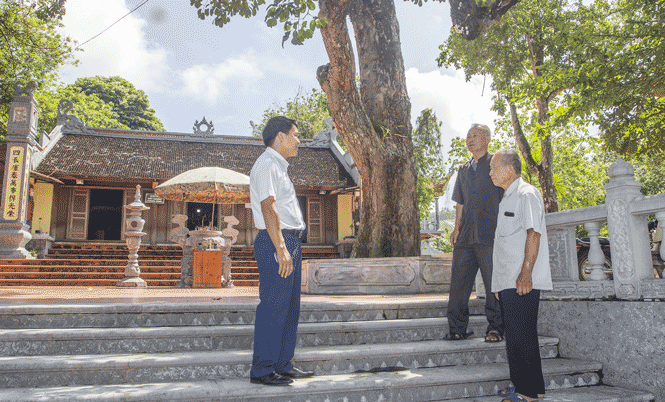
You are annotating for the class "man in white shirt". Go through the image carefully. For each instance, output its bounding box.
[248,116,313,386]
[489,149,553,402]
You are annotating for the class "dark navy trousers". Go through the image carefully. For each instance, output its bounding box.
[250,230,302,378]
[500,288,546,399]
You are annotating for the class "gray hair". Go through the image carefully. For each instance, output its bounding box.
[495,149,522,175]
[469,123,491,140]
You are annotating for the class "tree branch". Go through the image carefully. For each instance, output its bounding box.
[450,0,521,40]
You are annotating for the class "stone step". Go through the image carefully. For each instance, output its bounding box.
[0,278,180,286]
[0,358,603,399]
[0,259,181,266]
[0,316,511,356]
[0,299,472,329]
[0,385,649,402]
[445,386,654,401]
[0,338,559,385]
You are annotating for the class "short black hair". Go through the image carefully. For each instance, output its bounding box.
[262,116,297,147]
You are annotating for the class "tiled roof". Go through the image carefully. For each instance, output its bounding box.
[35,132,355,189]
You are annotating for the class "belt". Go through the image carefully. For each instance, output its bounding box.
[282,228,305,240]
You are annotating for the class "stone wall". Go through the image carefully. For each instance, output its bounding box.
[538,300,665,402]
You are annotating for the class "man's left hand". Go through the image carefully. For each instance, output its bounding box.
[516,272,533,296]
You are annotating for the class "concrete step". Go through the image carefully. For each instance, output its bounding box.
[0,299,475,329]
[0,358,607,400]
[0,338,559,386]
[0,316,501,356]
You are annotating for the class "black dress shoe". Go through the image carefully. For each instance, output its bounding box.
[279,367,314,379]
[250,372,293,386]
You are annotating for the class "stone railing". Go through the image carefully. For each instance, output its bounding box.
[544,158,665,300]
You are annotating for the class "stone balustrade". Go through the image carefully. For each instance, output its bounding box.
[543,158,665,300]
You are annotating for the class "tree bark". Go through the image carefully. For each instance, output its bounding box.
[317,0,420,257]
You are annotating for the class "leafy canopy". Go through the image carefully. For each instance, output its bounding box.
[413,109,450,221]
[251,87,330,139]
[190,0,326,46]
[70,76,164,132]
[0,0,76,138]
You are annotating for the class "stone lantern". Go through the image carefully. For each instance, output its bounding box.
[117,185,150,287]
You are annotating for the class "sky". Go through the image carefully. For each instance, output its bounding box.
[57,0,498,148]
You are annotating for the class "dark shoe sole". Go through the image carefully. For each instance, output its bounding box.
[250,378,293,386]
[443,331,474,341]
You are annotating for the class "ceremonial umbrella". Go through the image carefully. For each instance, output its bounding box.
[154,167,250,223]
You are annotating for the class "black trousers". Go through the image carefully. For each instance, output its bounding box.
[447,244,503,335]
[500,288,546,399]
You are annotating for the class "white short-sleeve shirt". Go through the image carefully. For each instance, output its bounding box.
[249,147,306,230]
[491,178,553,292]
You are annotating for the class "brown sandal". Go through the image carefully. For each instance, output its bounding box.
[484,330,503,343]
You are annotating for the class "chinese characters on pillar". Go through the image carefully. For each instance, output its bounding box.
[3,146,29,221]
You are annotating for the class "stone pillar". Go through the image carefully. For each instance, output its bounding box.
[0,82,39,259]
[604,159,653,299]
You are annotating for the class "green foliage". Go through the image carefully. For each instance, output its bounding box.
[413,109,448,221]
[190,0,327,46]
[252,87,330,140]
[630,153,665,196]
[0,0,76,138]
[575,0,665,156]
[35,83,128,135]
[70,76,164,131]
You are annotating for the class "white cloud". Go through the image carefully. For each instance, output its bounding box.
[58,0,170,92]
[180,55,264,103]
[406,67,498,152]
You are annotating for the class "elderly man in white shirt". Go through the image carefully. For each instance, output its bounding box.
[489,149,553,402]
[248,116,313,386]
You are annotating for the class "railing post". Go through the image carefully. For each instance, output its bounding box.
[604,159,653,299]
[584,221,607,281]
[656,212,665,262]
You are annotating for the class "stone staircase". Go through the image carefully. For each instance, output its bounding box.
[0,242,340,287]
[0,299,654,401]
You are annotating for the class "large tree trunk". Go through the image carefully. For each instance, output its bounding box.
[317,0,420,257]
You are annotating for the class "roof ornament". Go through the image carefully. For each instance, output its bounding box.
[57,99,93,134]
[13,81,38,97]
[193,117,214,137]
[307,117,336,148]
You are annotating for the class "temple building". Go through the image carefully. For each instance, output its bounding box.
[4,99,360,248]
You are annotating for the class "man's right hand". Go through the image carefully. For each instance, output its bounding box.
[276,247,294,278]
[450,228,460,247]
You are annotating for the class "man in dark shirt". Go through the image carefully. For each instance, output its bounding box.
[445,124,504,342]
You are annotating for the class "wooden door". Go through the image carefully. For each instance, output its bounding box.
[307,196,323,244]
[67,189,89,240]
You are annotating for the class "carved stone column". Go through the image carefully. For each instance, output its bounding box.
[0,82,39,259]
[604,159,652,299]
[584,221,607,281]
[117,185,149,288]
[656,212,665,262]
